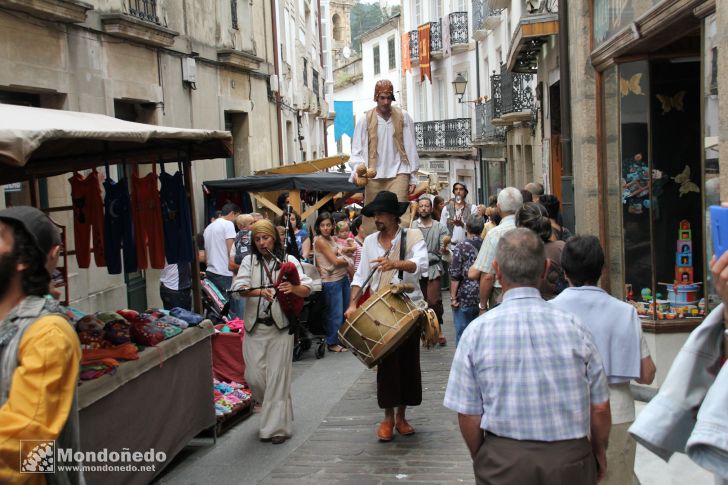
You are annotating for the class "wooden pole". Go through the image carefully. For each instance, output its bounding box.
[183,153,203,314]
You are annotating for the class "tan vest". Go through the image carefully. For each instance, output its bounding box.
[366,107,409,170]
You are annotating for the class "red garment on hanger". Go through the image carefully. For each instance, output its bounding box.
[131,171,165,269]
[69,170,106,268]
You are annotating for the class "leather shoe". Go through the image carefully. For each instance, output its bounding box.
[377,421,394,442]
[271,435,289,444]
[395,419,415,435]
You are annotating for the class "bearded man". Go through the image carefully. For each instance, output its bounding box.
[0,207,83,483]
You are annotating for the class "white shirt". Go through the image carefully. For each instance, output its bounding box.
[610,334,651,424]
[203,217,236,276]
[440,202,478,244]
[160,263,179,290]
[349,110,420,186]
[351,228,428,301]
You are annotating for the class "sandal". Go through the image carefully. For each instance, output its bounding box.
[328,344,348,353]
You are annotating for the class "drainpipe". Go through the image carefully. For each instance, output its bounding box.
[271,0,284,163]
[558,0,574,231]
[318,0,328,156]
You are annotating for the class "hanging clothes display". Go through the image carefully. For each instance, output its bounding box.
[69,170,106,268]
[131,168,166,270]
[159,165,194,264]
[104,173,137,274]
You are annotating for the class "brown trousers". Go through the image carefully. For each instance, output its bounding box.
[361,174,411,237]
[376,329,421,409]
[474,433,597,485]
[420,277,444,328]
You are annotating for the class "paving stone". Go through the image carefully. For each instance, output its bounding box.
[259,305,474,484]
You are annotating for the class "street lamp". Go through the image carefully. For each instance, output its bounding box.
[452,74,468,103]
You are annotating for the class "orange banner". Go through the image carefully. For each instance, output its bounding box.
[401,32,411,74]
[418,24,431,83]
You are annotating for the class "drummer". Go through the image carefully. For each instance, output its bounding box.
[344,191,428,442]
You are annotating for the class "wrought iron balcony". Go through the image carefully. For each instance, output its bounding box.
[128,0,159,24]
[472,0,484,33]
[409,29,419,60]
[430,20,442,52]
[472,0,503,32]
[500,63,534,115]
[449,12,469,45]
[474,101,506,143]
[415,118,472,152]
[490,71,502,118]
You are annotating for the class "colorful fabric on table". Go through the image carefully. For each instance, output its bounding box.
[104,176,137,274]
[157,315,189,329]
[60,305,86,323]
[81,343,139,364]
[131,171,166,269]
[170,307,204,326]
[159,170,195,264]
[69,170,106,268]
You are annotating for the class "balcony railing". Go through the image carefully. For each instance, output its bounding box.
[500,64,534,114]
[409,29,419,60]
[475,101,506,143]
[525,0,558,15]
[449,12,469,45]
[491,71,502,118]
[415,118,472,151]
[430,20,442,52]
[128,0,159,24]
[472,0,484,33]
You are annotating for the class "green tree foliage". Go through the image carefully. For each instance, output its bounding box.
[350,2,384,53]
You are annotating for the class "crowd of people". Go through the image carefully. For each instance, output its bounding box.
[1,75,726,485]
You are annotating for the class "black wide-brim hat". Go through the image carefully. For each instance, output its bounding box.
[361,191,410,217]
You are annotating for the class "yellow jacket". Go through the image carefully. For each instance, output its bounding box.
[0,315,81,484]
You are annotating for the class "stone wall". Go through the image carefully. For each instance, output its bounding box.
[0,1,277,310]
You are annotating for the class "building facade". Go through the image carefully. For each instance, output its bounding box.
[0,0,278,311]
[328,15,402,156]
[402,0,482,199]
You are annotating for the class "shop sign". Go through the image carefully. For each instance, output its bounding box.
[4,182,22,193]
[422,160,449,173]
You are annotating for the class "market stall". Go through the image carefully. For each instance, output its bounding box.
[0,104,232,484]
[203,170,363,221]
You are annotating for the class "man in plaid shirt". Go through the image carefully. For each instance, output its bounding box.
[445,228,611,485]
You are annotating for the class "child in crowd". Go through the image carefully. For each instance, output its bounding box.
[335,220,357,278]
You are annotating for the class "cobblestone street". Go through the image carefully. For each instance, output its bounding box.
[261,309,471,484]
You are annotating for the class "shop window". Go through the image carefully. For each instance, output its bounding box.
[617,59,704,321]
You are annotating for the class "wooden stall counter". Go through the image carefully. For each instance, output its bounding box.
[78,321,215,485]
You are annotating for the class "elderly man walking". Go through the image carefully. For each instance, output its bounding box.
[468,187,522,311]
[445,228,611,485]
[552,235,656,485]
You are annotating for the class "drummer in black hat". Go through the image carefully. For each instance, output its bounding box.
[344,191,428,442]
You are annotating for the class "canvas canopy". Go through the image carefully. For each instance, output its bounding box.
[0,104,232,184]
[203,172,363,193]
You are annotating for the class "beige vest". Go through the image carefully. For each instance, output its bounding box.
[366,107,409,170]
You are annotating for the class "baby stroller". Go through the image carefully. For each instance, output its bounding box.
[293,262,327,361]
[200,276,230,323]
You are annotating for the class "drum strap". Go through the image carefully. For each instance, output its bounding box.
[398,229,407,281]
